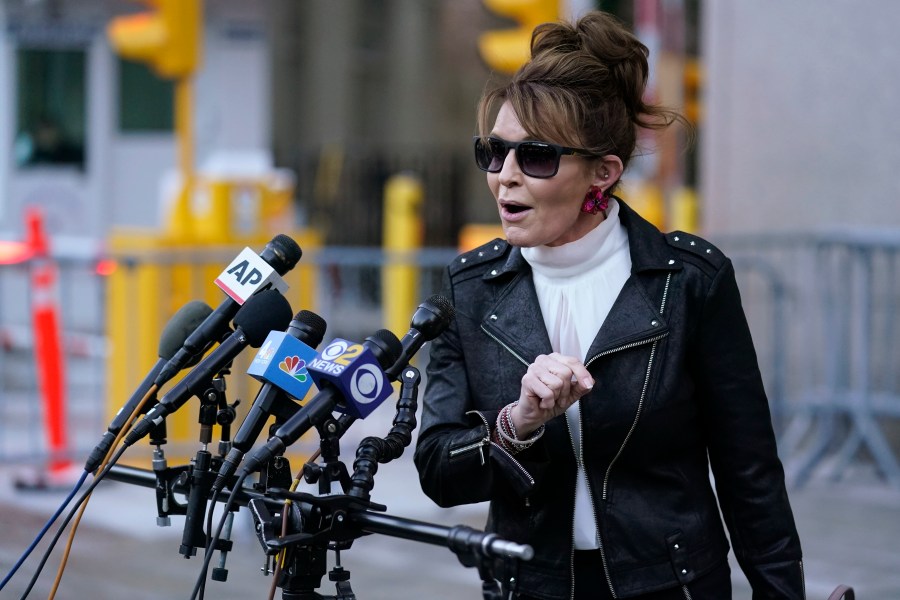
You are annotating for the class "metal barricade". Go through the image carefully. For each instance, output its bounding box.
[0,255,108,467]
[721,231,900,489]
[5,232,898,490]
[0,243,456,469]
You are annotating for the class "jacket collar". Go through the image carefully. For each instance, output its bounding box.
[483,198,681,283]
[480,199,677,362]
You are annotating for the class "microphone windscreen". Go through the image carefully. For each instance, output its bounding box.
[416,294,455,339]
[262,234,303,275]
[426,294,456,320]
[233,289,293,347]
[290,310,327,347]
[158,301,215,359]
[367,329,403,367]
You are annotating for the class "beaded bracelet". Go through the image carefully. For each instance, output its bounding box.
[494,401,545,455]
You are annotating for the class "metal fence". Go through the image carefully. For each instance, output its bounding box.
[719,231,900,488]
[2,233,899,488]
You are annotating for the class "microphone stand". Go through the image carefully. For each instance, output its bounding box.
[266,391,359,599]
[103,364,532,600]
[145,368,242,577]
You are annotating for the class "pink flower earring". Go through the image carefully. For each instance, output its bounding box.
[581,186,609,215]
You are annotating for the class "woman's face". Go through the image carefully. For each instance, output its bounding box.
[487,101,606,248]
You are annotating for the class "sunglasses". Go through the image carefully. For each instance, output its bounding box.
[473,136,596,178]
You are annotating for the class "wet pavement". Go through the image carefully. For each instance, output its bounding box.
[2,451,899,599]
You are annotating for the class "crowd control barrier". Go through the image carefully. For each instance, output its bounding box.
[2,230,899,491]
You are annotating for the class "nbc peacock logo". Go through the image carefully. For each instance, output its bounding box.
[278,355,309,383]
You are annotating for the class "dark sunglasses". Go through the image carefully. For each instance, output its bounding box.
[473,136,596,178]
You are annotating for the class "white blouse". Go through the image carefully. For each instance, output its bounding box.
[521,199,632,549]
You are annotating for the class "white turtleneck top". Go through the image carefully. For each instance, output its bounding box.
[520,199,632,549]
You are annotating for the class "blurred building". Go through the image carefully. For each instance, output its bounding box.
[0,0,272,250]
[703,1,900,233]
[3,1,900,250]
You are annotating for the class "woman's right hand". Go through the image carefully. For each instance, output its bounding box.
[510,353,594,438]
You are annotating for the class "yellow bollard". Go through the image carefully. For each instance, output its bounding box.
[669,185,700,233]
[618,179,665,230]
[191,178,233,244]
[458,223,505,253]
[381,173,424,338]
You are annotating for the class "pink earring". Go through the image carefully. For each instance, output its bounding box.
[581,186,608,215]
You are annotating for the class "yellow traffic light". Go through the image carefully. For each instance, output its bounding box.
[478,0,559,74]
[108,0,202,79]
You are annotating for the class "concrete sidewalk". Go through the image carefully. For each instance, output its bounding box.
[1,454,898,599]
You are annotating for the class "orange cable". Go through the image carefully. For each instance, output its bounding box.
[46,384,159,599]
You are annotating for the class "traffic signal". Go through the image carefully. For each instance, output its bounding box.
[107,0,202,79]
[683,57,703,124]
[478,0,559,74]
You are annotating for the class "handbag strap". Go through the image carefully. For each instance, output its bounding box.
[827,585,855,600]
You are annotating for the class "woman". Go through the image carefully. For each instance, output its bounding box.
[414,10,804,600]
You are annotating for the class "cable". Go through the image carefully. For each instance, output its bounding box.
[0,471,89,592]
[17,439,130,599]
[45,384,158,599]
[267,476,301,600]
[189,472,249,600]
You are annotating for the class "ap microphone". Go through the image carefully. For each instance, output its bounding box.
[155,234,302,386]
[212,310,327,490]
[240,330,403,475]
[385,294,455,380]
[124,289,293,447]
[84,300,214,473]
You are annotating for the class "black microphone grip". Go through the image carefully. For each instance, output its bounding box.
[125,332,249,446]
[180,450,213,557]
[239,331,402,475]
[214,310,326,490]
[238,385,342,475]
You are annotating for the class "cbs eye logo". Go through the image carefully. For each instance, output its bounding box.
[348,363,384,405]
[320,340,386,405]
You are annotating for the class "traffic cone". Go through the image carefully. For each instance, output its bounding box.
[14,208,73,489]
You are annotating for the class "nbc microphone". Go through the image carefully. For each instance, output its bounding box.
[155,234,302,386]
[124,289,293,447]
[239,330,403,475]
[213,310,327,491]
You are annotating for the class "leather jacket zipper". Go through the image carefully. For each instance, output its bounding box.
[567,332,666,600]
[448,410,492,465]
[582,273,672,598]
[447,411,537,489]
[599,337,662,501]
[448,440,486,465]
[479,326,530,367]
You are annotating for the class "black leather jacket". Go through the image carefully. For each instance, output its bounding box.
[414,200,804,599]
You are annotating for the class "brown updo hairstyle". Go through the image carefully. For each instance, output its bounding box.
[476,10,688,191]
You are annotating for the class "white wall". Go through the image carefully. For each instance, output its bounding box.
[702,0,900,234]
[1,0,272,242]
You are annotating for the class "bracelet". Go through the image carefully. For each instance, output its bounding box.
[494,402,545,454]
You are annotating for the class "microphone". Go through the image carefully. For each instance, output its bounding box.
[384,294,455,380]
[245,313,326,404]
[124,289,293,447]
[212,310,327,490]
[307,337,396,419]
[155,234,302,386]
[239,330,403,475]
[84,300,214,473]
